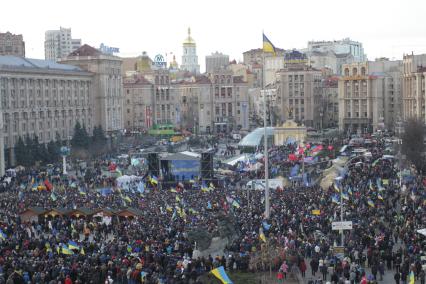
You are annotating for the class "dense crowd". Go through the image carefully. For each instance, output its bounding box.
[0,136,424,284]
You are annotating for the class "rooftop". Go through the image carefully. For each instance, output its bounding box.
[68,44,102,57]
[0,55,82,71]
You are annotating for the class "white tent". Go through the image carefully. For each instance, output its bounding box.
[417,228,426,237]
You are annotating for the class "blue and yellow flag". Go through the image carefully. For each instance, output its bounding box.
[342,192,349,201]
[232,200,240,209]
[211,266,233,284]
[331,195,339,204]
[61,245,74,255]
[263,33,276,55]
[333,182,341,192]
[367,198,375,208]
[150,175,158,185]
[0,228,7,240]
[68,240,80,250]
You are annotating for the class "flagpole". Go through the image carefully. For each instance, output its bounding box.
[340,184,344,247]
[262,43,270,219]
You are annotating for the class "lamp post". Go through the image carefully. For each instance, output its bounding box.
[60,146,70,175]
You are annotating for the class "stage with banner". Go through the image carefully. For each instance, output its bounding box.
[160,152,200,181]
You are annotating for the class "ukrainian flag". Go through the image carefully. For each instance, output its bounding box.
[342,192,349,201]
[127,244,132,253]
[150,175,158,185]
[263,33,276,55]
[122,195,132,203]
[331,195,339,204]
[68,240,80,250]
[61,245,74,255]
[0,229,7,240]
[232,200,240,209]
[333,183,341,192]
[201,181,209,192]
[259,232,267,243]
[211,266,233,284]
[78,187,86,195]
[378,194,384,201]
[367,198,375,208]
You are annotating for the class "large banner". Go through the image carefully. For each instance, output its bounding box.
[170,160,200,180]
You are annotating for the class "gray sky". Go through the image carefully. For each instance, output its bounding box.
[2,0,426,71]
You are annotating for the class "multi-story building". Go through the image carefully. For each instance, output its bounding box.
[45,27,81,62]
[309,50,354,75]
[0,32,25,57]
[402,53,426,121]
[61,44,123,133]
[242,48,286,66]
[0,55,93,168]
[210,70,249,133]
[124,70,178,131]
[307,38,366,62]
[321,76,339,128]
[123,70,249,134]
[243,48,286,88]
[277,62,323,128]
[180,28,200,74]
[338,59,402,134]
[205,52,229,73]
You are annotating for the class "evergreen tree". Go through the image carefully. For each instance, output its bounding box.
[71,121,90,148]
[47,141,60,162]
[31,136,41,163]
[24,135,34,166]
[402,118,425,173]
[14,136,26,166]
[38,143,49,164]
[93,125,107,144]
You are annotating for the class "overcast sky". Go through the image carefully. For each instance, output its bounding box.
[2,0,426,72]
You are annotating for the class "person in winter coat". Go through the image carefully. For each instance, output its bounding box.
[310,258,319,276]
[394,271,401,284]
[280,261,288,279]
[300,260,307,277]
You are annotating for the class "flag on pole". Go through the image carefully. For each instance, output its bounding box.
[367,198,375,207]
[333,182,341,192]
[262,221,271,231]
[262,33,276,55]
[331,195,339,204]
[342,191,349,201]
[150,175,158,185]
[211,266,233,284]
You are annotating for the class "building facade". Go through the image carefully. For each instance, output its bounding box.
[45,27,81,62]
[0,55,93,168]
[205,52,229,73]
[338,59,402,134]
[124,70,178,131]
[180,28,200,74]
[309,51,354,75]
[61,45,123,133]
[307,38,366,62]
[277,64,323,128]
[321,77,339,128]
[123,70,249,134]
[0,32,25,57]
[402,53,426,121]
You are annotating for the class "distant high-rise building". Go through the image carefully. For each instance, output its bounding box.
[45,27,81,62]
[180,28,200,74]
[307,38,366,62]
[0,31,25,57]
[205,52,229,73]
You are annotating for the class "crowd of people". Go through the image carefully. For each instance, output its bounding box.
[0,135,424,284]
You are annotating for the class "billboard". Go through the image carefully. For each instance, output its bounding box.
[170,160,200,180]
